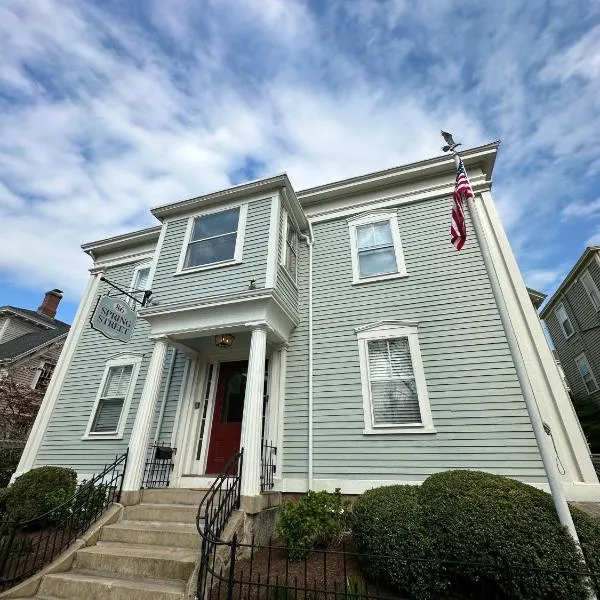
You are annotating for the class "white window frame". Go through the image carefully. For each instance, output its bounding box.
[348,210,407,284]
[83,354,143,440]
[175,203,248,275]
[581,270,600,311]
[356,321,435,434]
[555,303,575,339]
[280,210,299,285]
[128,261,152,307]
[575,352,599,395]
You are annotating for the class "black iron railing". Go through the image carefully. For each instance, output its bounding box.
[0,450,128,591]
[141,441,176,488]
[196,536,599,600]
[260,442,276,492]
[196,449,243,599]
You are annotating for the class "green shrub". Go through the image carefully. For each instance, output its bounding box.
[276,489,348,560]
[5,466,77,524]
[0,446,24,488]
[352,471,592,600]
[69,481,108,533]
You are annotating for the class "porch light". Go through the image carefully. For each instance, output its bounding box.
[215,333,235,348]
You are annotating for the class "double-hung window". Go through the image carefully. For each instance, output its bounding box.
[180,205,247,272]
[555,303,575,339]
[348,211,407,284]
[129,262,151,307]
[34,362,55,391]
[575,353,598,394]
[284,218,298,281]
[357,321,434,434]
[85,356,142,438]
[581,271,600,311]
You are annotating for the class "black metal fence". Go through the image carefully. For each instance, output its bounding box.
[198,535,600,600]
[141,441,176,488]
[0,450,128,591]
[197,449,243,599]
[260,443,276,492]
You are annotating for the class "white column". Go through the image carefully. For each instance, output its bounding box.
[240,325,268,497]
[122,337,169,491]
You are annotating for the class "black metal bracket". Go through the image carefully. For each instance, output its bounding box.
[100,276,152,307]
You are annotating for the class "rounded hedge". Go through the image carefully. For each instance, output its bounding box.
[5,466,77,524]
[352,470,596,600]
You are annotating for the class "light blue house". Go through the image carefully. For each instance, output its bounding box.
[15,142,599,504]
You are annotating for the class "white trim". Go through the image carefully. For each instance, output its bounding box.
[191,361,219,476]
[129,260,152,307]
[348,210,407,284]
[14,272,104,479]
[356,321,434,435]
[91,250,155,272]
[175,203,248,274]
[580,270,600,311]
[147,223,168,291]
[280,210,299,285]
[0,317,10,343]
[82,354,143,440]
[575,352,599,395]
[265,195,280,288]
[29,359,46,390]
[555,302,575,339]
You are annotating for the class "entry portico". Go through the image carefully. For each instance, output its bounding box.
[121,286,298,500]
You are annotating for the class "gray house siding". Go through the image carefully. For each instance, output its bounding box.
[544,254,600,407]
[151,197,272,306]
[34,263,156,474]
[275,266,298,312]
[283,195,546,484]
[1,317,40,343]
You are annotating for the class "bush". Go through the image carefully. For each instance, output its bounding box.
[277,489,348,560]
[0,446,24,488]
[352,471,592,600]
[69,481,108,533]
[5,466,77,524]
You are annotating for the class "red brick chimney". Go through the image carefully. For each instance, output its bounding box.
[37,289,63,320]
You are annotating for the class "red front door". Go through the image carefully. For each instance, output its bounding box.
[205,361,248,474]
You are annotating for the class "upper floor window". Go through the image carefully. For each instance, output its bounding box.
[348,211,407,284]
[132,264,150,292]
[84,355,142,439]
[178,204,248,272]
[575,353,598,394]
[581,270,600,311]
[284,219,298,281]
[34,362,55,391]
[356,321,434,434]
[555,303,574,339]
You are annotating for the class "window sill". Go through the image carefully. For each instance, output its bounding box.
[175,259,242,276]
[352,272,408,285]
[363,426,436,435]
[82,433,124,441]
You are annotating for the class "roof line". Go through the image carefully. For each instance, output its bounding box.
[0,331,69,364]
[0,307,56,330]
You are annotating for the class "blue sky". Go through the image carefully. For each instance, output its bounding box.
[1,0,599,323]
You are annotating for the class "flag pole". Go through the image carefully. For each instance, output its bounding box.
[451,151,585,548]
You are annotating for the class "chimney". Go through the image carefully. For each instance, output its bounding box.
[38,289,63,320]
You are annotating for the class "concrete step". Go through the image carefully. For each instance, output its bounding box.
[123,502,199,524]
[141,487,208,506]
[73,542,196,581]
[100,519,201,549]
[38,570,185,600]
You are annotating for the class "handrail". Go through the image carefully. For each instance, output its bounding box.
[0,450,128,591]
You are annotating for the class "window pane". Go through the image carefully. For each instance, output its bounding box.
[286,243,297,279]
[134,267,150,291]
[388,338,415,378]
[91,398,124,433]
[185,233,237,268]
[102,365,133,398]
[562,318,574,337]
[191,208,240,241]
[357,222,393,250]
[358,248,397,278]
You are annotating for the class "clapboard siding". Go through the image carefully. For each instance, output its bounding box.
[282,194,546,484]
[151,198,272,306]
[1,317,40,343]
[275,266,298,312]
[34,263,156,474]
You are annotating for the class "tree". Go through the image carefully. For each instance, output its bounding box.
[0,375,44,441]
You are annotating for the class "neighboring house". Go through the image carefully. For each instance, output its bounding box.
[15,142,599,504]
[0,290,70,391]
[541,248,600,406]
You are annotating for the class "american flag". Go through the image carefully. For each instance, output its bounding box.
[451,157,474,251]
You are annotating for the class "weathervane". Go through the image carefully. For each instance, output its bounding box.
[441,130,461,153]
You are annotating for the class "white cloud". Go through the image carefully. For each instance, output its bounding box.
[524,268,565,292]
[562,198,600,219]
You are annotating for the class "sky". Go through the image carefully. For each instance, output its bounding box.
[0,0,599,324]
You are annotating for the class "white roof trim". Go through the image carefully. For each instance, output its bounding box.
[354,319,419,333]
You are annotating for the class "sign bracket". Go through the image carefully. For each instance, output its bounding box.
[100,276,152,307]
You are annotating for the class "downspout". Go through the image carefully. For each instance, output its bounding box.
[154,348,177,444]
[299,221,315,490]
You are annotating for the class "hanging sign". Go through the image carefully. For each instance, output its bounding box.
[90,296,137,342]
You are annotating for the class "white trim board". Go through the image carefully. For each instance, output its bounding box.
[265,194,281,288]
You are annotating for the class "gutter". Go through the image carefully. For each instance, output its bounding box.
[299,221,315,491]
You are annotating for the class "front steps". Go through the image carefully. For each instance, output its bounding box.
[14,488,207,600]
